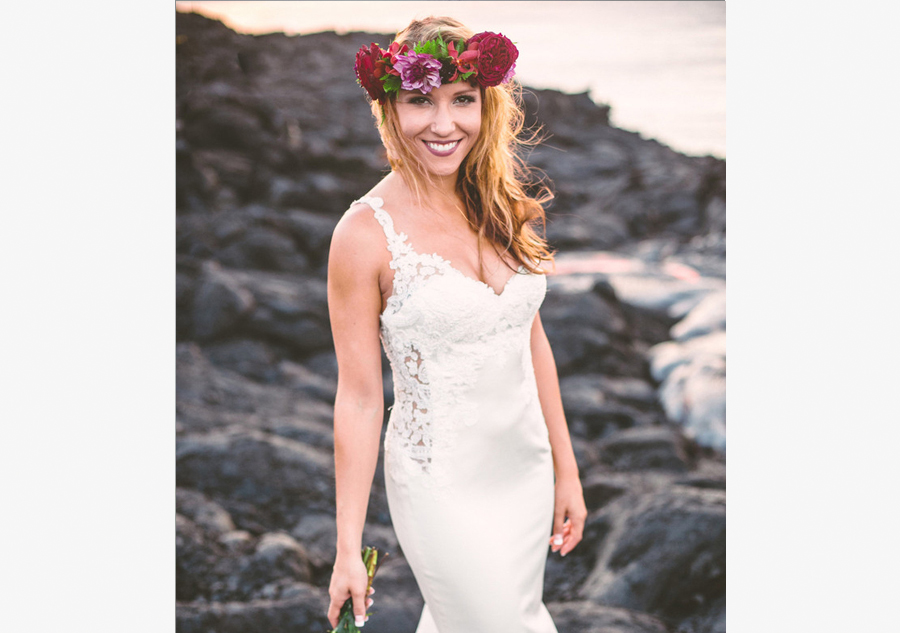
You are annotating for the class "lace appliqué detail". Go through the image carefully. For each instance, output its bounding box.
[354,196,547,491]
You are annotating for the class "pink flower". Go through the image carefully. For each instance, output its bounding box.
[393,51,442,93]
[384,42,409,76]
[447,41,480,82]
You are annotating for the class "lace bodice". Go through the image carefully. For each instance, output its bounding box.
[353,196,549,489]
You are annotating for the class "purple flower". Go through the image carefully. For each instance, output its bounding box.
[393,52,442,93]
[501,62,517,84]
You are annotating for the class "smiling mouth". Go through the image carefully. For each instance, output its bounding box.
[423,140,461,155]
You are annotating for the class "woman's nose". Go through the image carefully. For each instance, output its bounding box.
[430,104,455,136]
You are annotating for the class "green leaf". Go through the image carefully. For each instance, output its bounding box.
[382,74,401,92]
[414,37,450,60]
[414,39,434,56]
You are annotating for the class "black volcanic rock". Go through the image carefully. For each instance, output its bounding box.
[596,426,696,473]
[176,586,331,633]
[546,601,671,633]
[176,428,335,530]
[191,262,256,341]
[581,486,725,626]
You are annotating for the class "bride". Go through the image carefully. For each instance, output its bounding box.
[326,16,587,632]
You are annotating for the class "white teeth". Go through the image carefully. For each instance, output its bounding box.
[426,141,459,152]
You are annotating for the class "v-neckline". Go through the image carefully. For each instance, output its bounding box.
[363,195,525,298]
[413,247,525,299]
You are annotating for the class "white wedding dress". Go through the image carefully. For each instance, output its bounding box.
[355,197,559,633]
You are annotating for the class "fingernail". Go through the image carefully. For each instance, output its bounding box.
[356,616,366,627]
[369,587,376,594]
[367,598,374,607]
[553,535,563,546]
[561,551,567,557]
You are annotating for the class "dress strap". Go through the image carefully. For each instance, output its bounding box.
[353,196,411,261]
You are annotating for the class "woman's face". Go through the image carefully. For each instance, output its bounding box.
[394,82,482,180]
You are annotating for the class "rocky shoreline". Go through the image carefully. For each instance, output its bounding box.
[176,11,725,633]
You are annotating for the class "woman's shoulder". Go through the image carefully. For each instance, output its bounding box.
[344,175,406,217]
[330,196,395,278]
[337,175,396,227]
[332,201,385,254]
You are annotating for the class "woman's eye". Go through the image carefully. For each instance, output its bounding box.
[410,97,430,105]
[455,95,476,104]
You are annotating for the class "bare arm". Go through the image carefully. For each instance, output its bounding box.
[325,204,386,627]
[530,309,588,557]
[531,310,579,480]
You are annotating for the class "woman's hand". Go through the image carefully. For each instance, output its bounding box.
[549,475,588,557]
[327,553,374,628]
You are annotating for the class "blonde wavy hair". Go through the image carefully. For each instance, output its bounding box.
[370,16,556,276]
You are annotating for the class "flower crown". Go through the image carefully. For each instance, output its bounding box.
[354,31,519,103]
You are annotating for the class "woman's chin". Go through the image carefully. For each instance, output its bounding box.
[419,162,462,180]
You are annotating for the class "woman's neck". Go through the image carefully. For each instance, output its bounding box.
[413,170,458,203]
[393,171,466,221]
[429,172,459,199]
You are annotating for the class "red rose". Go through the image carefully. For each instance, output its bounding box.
[468,32,518,88]
[355,43,386,101]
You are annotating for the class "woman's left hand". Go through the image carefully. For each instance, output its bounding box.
[549,475,588,557]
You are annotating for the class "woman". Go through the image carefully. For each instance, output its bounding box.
[326,17,587,632]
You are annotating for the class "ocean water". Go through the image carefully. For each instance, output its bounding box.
[175,1,725,158]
